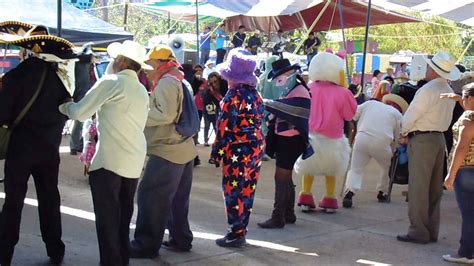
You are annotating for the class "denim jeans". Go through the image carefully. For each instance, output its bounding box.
[200,48,210,65]
[454,166,474,259]
[203,113,216,144]
[132,155,194,254]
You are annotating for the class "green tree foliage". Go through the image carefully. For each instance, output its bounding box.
[318,13,471,58]
[88,3,196,44]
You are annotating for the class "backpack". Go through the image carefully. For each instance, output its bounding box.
[176,80,200,137]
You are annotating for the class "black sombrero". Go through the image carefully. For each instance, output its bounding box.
[0,21,35,35]
[0,21,76,59]
[267,58,301,80]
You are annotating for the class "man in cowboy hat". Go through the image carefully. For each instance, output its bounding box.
[0,21,76,265]
[59,40,151,265]
[397,50,461,244]
[343,94,407,208]
[130,45,197,257]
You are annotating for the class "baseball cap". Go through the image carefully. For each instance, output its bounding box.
[147,45,176,61]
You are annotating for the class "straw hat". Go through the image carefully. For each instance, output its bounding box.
[107,40,152,70]
[382,94,409,114]
[424,51,461,81]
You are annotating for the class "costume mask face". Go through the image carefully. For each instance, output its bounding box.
[273,72,297,96]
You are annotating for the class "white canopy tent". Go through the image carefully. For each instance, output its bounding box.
[367,0,474,27]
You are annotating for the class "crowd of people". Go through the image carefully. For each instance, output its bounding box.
[0,19,473,266]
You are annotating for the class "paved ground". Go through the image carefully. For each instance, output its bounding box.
[0,134,463,265]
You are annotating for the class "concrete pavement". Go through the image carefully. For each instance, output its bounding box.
[0,135,463,265]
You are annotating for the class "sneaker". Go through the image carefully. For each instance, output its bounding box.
[377,191,388,203]
[443,254,474,264]
[215,233,246,248]
[342,191,354,208]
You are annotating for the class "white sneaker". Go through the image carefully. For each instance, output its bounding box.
[443,254,474,264]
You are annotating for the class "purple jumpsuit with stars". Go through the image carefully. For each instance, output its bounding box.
[211,84,264,236]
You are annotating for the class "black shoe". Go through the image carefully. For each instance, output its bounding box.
[0,177,4,183]
[258,217,285,229]
[129,242,159,259]
[49,254,64,265]
[377,191,388,203]
[194,157,201,167]
[285,214,297,224]
[161,241,191,252]
[69,150,78,155]
[204,143,210,147]
[215,234,246,247]
[343,191,354,208]
[396,234,429,244]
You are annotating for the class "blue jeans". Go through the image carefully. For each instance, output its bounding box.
[307,52,317,68]
[454,166,474,259]
[200,48,210,65]
[132,155,194,254]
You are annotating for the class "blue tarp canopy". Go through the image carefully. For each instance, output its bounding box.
[0,0,133,46]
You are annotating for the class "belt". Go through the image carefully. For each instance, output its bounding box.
[407,130,442,138]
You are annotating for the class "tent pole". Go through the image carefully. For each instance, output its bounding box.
[195,0,200,65]
[360,0,372,87]
[294,0,331,55]
[123,0,129,31]
[457,38,473,63]
[337,0,350,83]
[57,0,62,37]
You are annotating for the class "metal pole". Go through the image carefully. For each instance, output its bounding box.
[195,0,200,65]
[337,0,350,84]
[123,0,129,31]
[57,0,62,37]
[360,0,372,87]
[294,0,332,55]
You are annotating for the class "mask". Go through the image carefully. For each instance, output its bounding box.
[273,73,297,97]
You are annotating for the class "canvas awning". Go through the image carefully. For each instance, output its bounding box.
[139,0,419,32]
[218,0,420,32]
[0,0,133,46]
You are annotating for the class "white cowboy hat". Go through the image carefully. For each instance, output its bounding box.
[424,51,461,81]
[107,40,152,70]
[382,94,409,114]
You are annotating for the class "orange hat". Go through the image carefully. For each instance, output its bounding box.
[147,45,176,61]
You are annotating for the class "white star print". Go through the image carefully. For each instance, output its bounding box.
[231,154,239,163]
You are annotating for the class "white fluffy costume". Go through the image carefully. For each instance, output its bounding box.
[294,51,357,212]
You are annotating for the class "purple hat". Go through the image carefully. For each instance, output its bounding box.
[216,48,258,86]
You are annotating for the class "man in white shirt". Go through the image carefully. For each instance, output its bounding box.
[59,40,151,265]
[343,94,406,208]
[397,51,461,244]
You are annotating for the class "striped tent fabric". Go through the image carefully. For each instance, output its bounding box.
[368,0,474,26]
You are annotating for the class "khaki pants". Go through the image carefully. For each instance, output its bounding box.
[407,133,445,242]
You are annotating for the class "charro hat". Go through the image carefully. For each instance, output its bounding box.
[107,40,153,70]
[424,51,461,81]
[382,94,409,114]
[0,21,76,59]
[267,58,300,80]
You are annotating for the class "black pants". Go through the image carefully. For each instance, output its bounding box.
[216,48,227,65]
[0,154,64,264]
[89,168,138,266]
